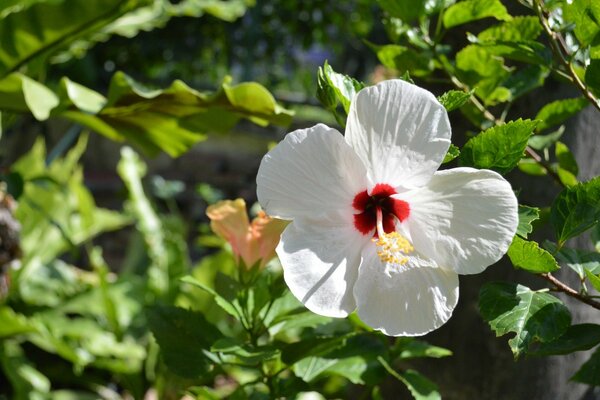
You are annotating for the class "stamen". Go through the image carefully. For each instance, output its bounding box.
[373,207,414,266]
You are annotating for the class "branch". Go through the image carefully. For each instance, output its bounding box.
[541,272,600,310]
[535,0,600,111]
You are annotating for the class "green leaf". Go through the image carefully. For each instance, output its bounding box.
[292,334,386,385]
[563,0,600,47]
[374,45,433,77]
[146,305,222,379]
[531,324,600,356]
[316,61,364,115]
[545,243,600,278]
[551,176,600,245]
[555,141,579,187]
[0,340,51,398]
[528,127,564,150]
[476,40,551,65]
[459,119,538,174]
[180,275,242,320]
[378,357,440,400]
[443,0,511,28]
[0,73,59,120]
[0,308,36,338]
[572,347,600,386]
[394,339,452,360]
[1,71,293,157]
[376,0,426,22]
[211,338,279,366]
[585,59,600,97]
[117,147,170,296]
[507,236,559,273]
[477,16,542,42]
[442,144,460,164]
[517,205,540,238]
[585,268,600,292]
[0,0,143,78]
[455,45,510,104]
[479,282,571,357]
[534,98,588,132]
[437,90,472,112]
[501,65,549,102]
[518,158,547,176]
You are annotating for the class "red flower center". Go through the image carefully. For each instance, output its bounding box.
[352,183,410,236]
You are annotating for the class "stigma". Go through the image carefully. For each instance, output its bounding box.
[373,207,414,266]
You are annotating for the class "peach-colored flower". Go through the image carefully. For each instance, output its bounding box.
[206,199,288,269]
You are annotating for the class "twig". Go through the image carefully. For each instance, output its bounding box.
[535,0,600,111]
[541,272,600,310]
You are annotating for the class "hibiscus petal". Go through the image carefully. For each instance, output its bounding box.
[257,124,368,219]
[354,246,459,336]
[345,80,451,190]
[277,212,367,317]
[398,167,518,275]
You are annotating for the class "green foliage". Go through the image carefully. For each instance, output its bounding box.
[443,0,511,28]
[375,45,433,77]
[532,324,600,356]
[316,61,364,124]
[147,305,222,379]
[516,205,540,238]
[378,357,440,400]
[572,347,600,386]
[479,282,571,357]
[551,176,600,245]
[459,119,538,174]
[534,98,589,132]
[437,90,472,112]
[507,236,559,274]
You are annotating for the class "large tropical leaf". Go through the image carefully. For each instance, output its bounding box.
[0,71,293,156]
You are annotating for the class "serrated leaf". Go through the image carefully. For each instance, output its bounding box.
[459,119,538,174]
[517,205,540,238]
[477,16,542,42]
[508,236,559,273]
[316,61,364,115]
[443,0,511,28]
[479,282,571,357]
[437,90,472,112]
[146,305,222,379]
[531,324,600,356]
[442,144,460,164]
[585,59,600,97]
[572,347,600,386]
[534,98,588,132]
[551,176,600,245]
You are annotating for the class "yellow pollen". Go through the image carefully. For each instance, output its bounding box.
[372,206,414,266]
[372,231,414,265]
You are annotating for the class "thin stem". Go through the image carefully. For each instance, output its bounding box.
[534,0,600,111]
[541,273,600,310]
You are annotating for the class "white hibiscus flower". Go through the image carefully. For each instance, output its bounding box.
[256,80,518,336]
